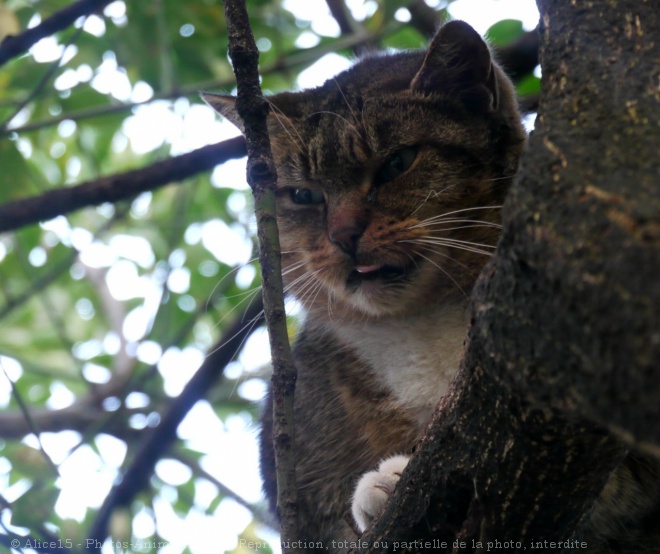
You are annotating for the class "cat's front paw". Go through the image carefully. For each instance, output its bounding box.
[351,455,410,532]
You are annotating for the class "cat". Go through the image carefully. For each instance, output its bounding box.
[204,20,660,554]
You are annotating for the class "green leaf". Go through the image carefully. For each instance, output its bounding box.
[485,19,525,46]
[0,139,40,201]
[11,484,59,528]
[517,74,541,96]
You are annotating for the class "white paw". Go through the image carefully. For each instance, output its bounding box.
[351,455,410,532]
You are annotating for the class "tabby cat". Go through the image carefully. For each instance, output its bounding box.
[205,20,660,554]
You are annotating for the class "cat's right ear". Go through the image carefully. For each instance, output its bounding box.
[201,93,245,133]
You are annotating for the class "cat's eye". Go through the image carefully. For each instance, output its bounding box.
[374,146,419,185]
[290,187,325,205]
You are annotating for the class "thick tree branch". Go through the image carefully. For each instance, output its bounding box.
[355,0,659,549]
[324,0,371,56]
[0,0,114,67]
[495,29,540,82]
[406,0,444,38]
[325,0,359,37]
[223,0,301,550]
[0,136,247,234]
[86,297,264,549]
[0,403,146,440]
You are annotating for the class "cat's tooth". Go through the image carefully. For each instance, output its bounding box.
[355,264,380,273]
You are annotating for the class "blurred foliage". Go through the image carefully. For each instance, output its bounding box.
[0,1,536,553]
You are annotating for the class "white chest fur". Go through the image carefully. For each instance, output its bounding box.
[331,304,467,427]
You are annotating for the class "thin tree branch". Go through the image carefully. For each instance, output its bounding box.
[0,0,114,67]
[0,402,147,440]
[0,136,247,234]
[223,0,301,550]
[0,205,129,321]
[86,296,264,549]
[0,360,60,477]
[172,450,280,531]
[2,25,401,137]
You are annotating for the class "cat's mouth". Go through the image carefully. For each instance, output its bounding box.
[346,262,415,287]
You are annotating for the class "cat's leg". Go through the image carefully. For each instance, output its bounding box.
[351,454,410,532]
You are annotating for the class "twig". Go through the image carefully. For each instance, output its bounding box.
[0,204,128,321]
[0,360,60,477]
[0,0,114,67]
[172,450,280,531]
[86,297,264,549]
[0,251,77,319]
[0,136,247,234]
[3,22,403,137]
[223,0,301,551]
[0,25,84,132]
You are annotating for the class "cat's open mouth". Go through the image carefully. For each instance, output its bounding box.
[347,263,414,287]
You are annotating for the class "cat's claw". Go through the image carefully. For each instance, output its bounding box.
[351,455,410,532]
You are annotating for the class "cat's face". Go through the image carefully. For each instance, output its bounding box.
[206,21,526,319]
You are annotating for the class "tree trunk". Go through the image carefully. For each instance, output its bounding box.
[357,0,660,550]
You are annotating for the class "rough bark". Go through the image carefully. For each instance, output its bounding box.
[355,0,659,550]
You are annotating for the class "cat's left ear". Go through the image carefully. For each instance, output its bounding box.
[202,93,245,133]
[411,20,499,112]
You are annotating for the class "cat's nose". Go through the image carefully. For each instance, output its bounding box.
[329,223,366,255]
[328,209,369,255]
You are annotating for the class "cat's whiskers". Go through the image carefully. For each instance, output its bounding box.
[206,257,307,338]
[204,256,263,311]
[283,265,320,294]
[324,273,341,321]
[408,205,503,229]
[484,174,516,182]
[291,269,328,312]
[414,250,467,297]
[203,286,265,363]
[284,265,324,301]
[393,238,472,274]
[408,185,457,218]
[205,261,321,363]
[408,243,471,272]
[408,218,502,230]
[402,237,495,257]
[308,277,328,313]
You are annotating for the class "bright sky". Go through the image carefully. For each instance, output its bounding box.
[1,1,539,553]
